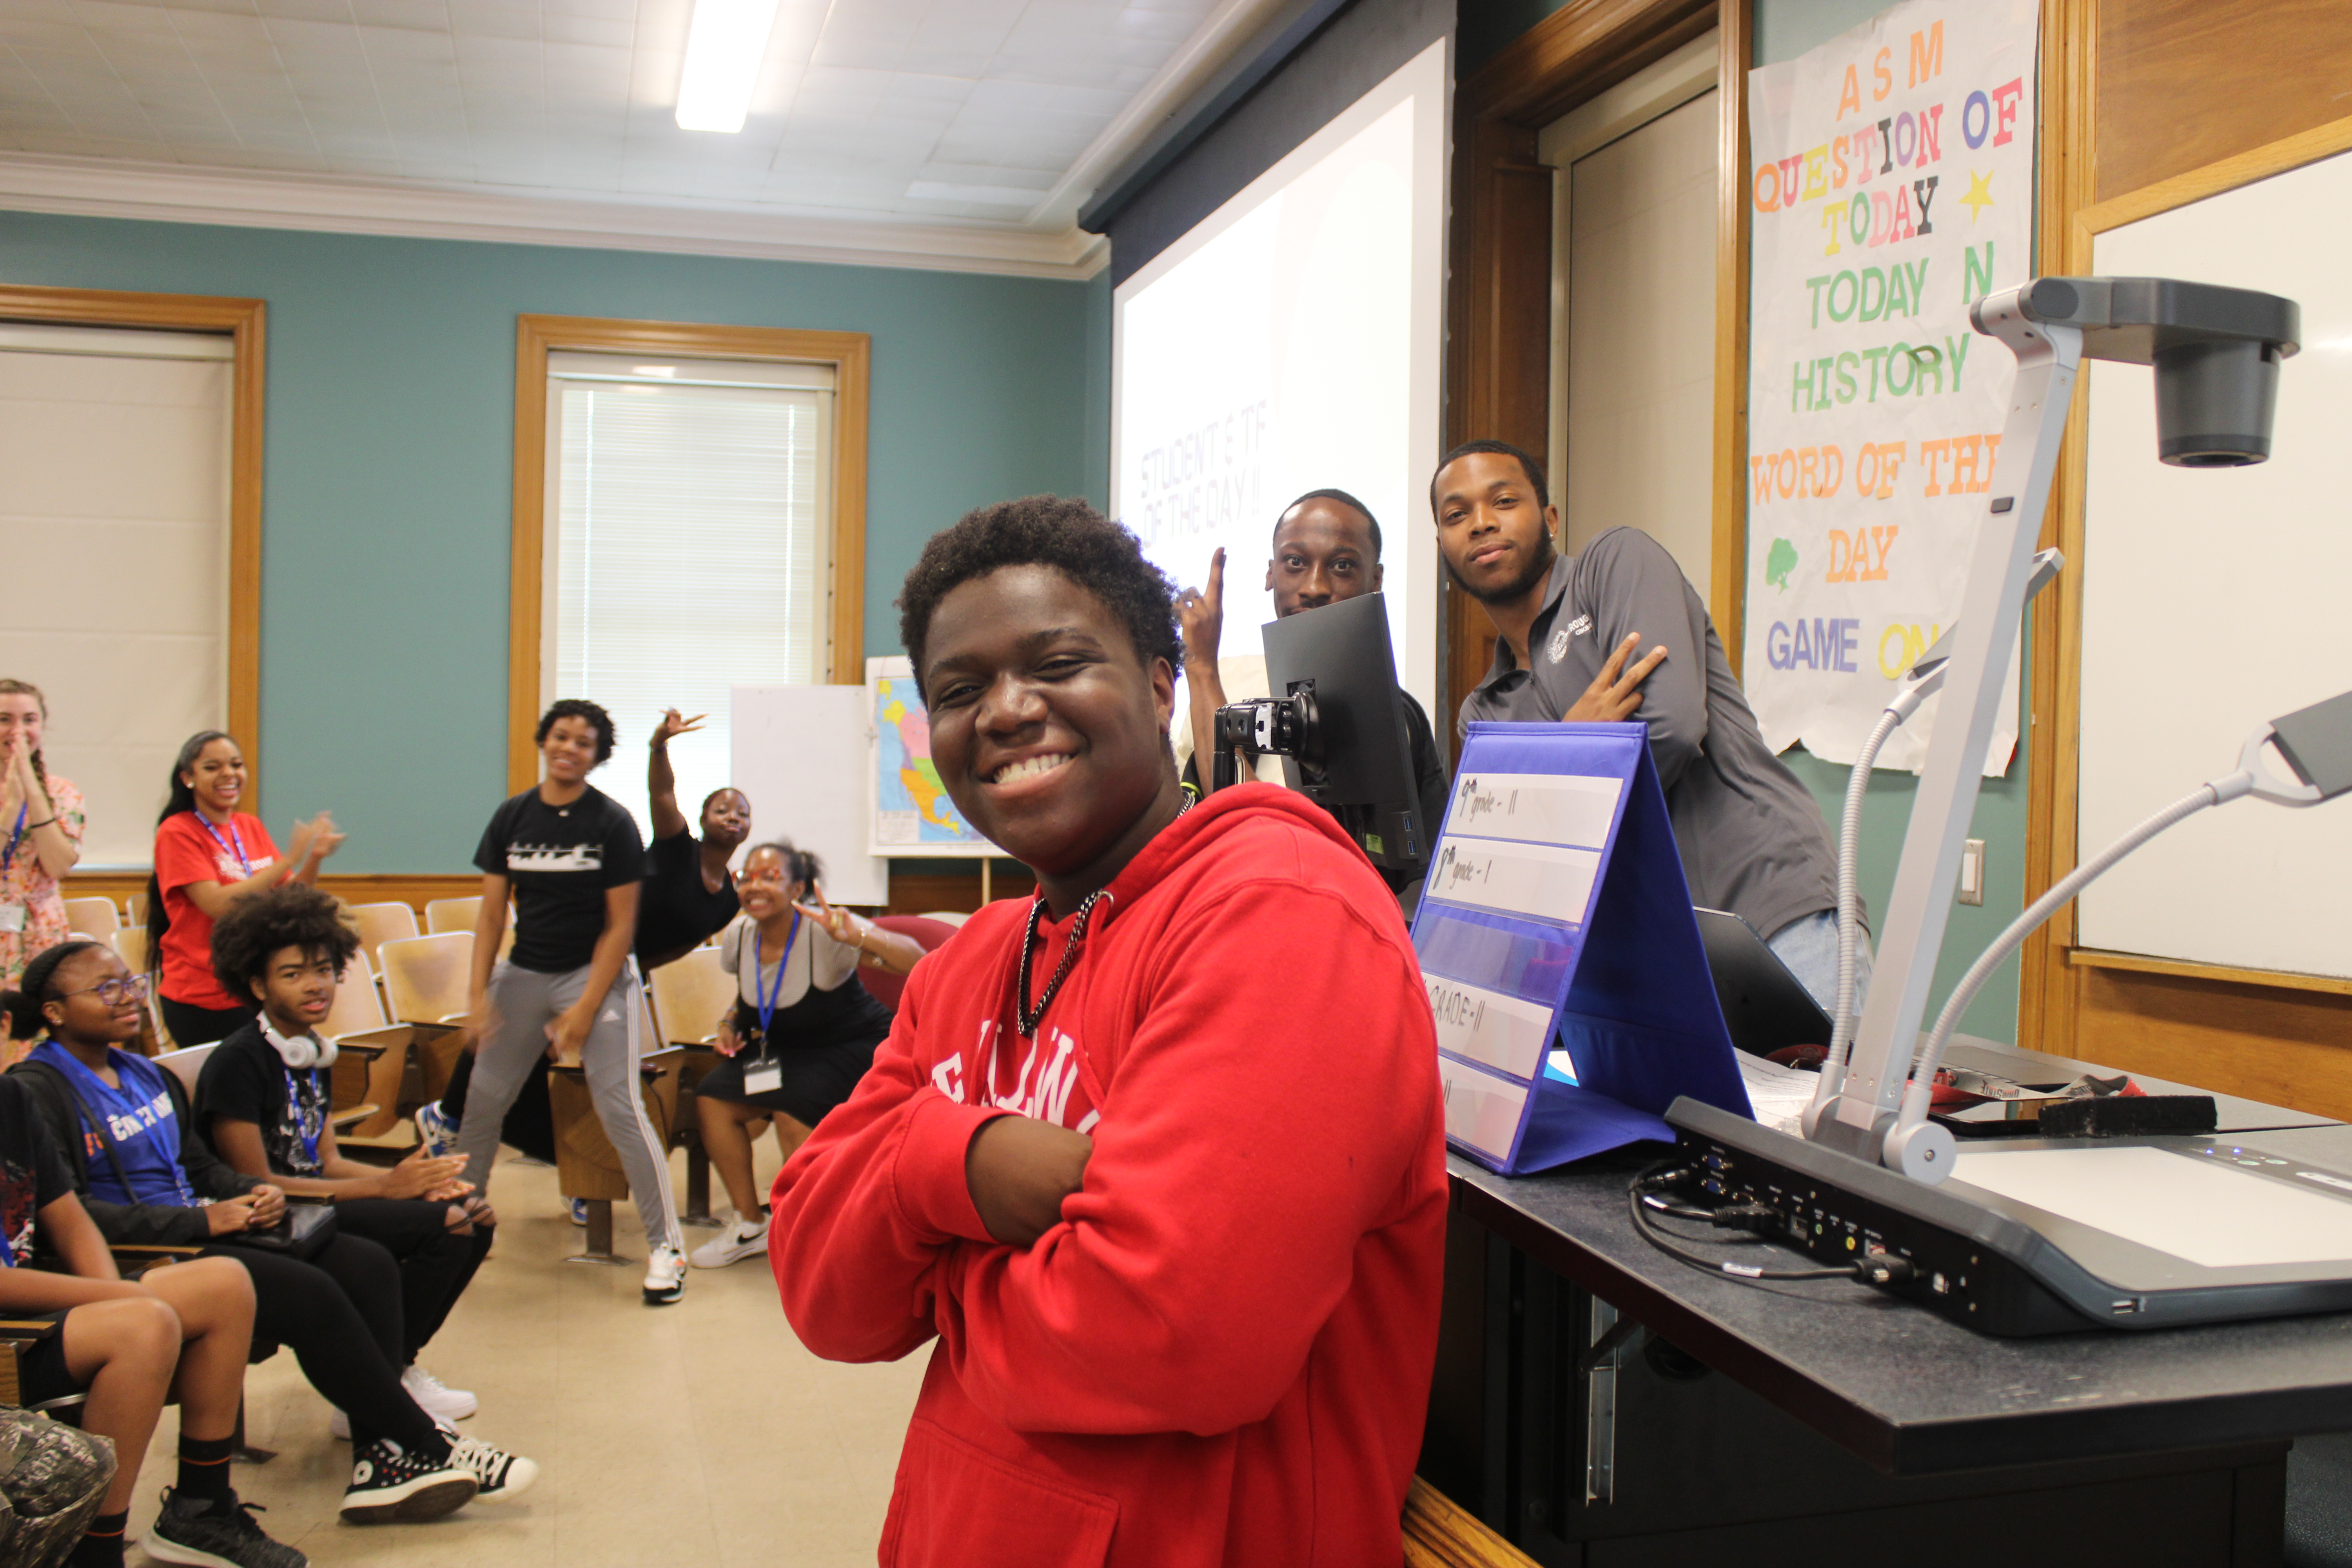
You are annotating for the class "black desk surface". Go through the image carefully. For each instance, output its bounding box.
[1451,1039,2352,1476]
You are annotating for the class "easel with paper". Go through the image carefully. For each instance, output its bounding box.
[1414,722,1753,1175]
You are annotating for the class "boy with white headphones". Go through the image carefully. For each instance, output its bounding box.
[195,885,503,1436]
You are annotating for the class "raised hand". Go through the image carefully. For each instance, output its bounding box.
[652,708,707,747]
[792,883,859,947]
[1563,633,1668,724]
[307,811,346,862]
[1174,548,1226,673]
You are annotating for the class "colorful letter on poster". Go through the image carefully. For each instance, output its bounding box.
[1742,0,2037,773]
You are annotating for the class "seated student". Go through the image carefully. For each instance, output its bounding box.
[452,699,685,1305]
[637,708,751,971]
[146,731,343,1049]
[0,1073,301,1568]
[1172,489,1452,902]
[687,842,921,1271]
[2,942,536,1523]
[196,886,494,1428]
[770,497,1446,1567]
[1432,440,1852,1005]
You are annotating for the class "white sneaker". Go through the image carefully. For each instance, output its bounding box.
[689,1215,769,1269]
[403,1363,477,1421]
[448,1432,538,1503]
[642,1243,686,1305]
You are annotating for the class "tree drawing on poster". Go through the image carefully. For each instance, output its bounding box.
[1742,0,2038,774]
[867,655,996,857]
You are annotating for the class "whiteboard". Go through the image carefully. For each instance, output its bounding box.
[2076,148,2352,978]
[730,685,889,907]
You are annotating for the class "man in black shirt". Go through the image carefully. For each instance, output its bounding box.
[1173,490,1451,902]
[637,708,749,970]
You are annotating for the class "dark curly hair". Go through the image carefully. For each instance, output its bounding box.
[536,699,615,764]
[896,496,1182,699]
[210,884,360,1005]
[1,939,107,1041]
[1431,439,1550,514]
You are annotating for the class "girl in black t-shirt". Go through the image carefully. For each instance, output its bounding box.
[636,707,750,969]
[452,700,686,1305]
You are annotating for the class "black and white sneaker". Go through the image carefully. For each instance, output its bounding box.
[339,1436,477,1523]
[145,1488,309,1567]
[448,1433,540,1502]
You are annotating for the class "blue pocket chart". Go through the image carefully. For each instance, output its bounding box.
[1414,721,1754,1175]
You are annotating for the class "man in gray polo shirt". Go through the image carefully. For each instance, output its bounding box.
[1433,439,1855,1006]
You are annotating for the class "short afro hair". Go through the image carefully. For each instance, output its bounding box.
[1278,488,1382,560]
[1431,439,1550,514]
[536,698,615,764]
[897,495,1182,697]
[211,884,360,1004]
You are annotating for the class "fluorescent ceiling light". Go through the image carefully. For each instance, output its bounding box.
[630,365,678,376]
[675,0,779,133]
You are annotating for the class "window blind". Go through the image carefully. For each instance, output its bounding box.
[0,325,232,866]
[547,356,833,845]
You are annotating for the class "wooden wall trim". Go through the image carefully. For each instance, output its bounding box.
[2073,109,2352,244]
[0,285,265,797]
[506,315,873,793]
[1706,0,1751,666]
[2070,947,2352,1000]
[2015,0,2100,1056]
[1443,0,1718,739]
[68,869,480,913]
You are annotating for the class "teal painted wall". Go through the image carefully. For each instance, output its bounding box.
[0,212,1098,874]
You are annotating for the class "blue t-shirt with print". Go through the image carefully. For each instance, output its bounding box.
[28,1041,197,1207]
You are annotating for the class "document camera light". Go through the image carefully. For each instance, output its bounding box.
[1978,276,2300,465]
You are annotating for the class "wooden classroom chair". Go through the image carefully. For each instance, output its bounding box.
[343,902,419,970]
[62,898,120,938]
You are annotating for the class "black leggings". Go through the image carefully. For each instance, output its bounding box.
[158,997,255,1050]
[202,1234,443,1454]
[336,1199,494,1362]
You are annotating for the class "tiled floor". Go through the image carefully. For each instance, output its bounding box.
[119,1148,923,1566]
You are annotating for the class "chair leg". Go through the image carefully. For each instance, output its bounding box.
[683,1140,715,1227]
[565,1199,625,1265]
[231,1396,276,1465]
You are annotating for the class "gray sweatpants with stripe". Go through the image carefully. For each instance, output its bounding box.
[455,959,681,1253]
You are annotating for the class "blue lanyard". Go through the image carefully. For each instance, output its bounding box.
[0,804,22,875]
[197,814,251,877]
[751,914,800,1045]
[281,1065,323,1172]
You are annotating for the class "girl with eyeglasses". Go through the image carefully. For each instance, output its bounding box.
[687,840,922,1270]
[145,732,343,1049]
[0,680,84,1018]
[2,940,537,1525]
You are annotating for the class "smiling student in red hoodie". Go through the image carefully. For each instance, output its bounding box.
[769,496,1447,1567]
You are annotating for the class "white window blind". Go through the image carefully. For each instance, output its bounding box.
[544,353,834,844]
[0,324,232,867]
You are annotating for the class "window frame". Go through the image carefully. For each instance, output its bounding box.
[508,314,871,793]
[0,285,265,803]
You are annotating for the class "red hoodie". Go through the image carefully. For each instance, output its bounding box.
[769,784,1446,1567]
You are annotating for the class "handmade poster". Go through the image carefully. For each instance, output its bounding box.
[1415,722,1752,1176]
[1741,0,2038,773]
[867,656,996,857]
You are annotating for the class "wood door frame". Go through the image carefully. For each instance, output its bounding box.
[1445,0,1745,744]
[2018,100,2352,1071]
[508,315,871,793]
[0,285,265,781]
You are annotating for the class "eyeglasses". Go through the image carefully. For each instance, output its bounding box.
[63,975,150,1006]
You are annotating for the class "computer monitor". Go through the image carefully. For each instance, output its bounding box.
[1257,592,1428,874]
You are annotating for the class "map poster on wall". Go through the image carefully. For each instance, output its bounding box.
[867,656,997,858]
[1741,0,2037,774]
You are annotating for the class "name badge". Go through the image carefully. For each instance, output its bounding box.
[0,906,24,934]
[743,1060,783,1096]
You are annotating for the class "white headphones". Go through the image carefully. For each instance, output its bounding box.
[261,1017,338,1069]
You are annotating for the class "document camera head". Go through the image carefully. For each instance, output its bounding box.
[1973,276,2300,466]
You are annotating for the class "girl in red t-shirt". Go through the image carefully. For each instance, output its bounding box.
[145,730,343,1046]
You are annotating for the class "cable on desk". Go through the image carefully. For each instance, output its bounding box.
[1626,1163,1911,1289]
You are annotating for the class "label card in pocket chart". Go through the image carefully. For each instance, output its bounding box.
[1413,722,1753,1175]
